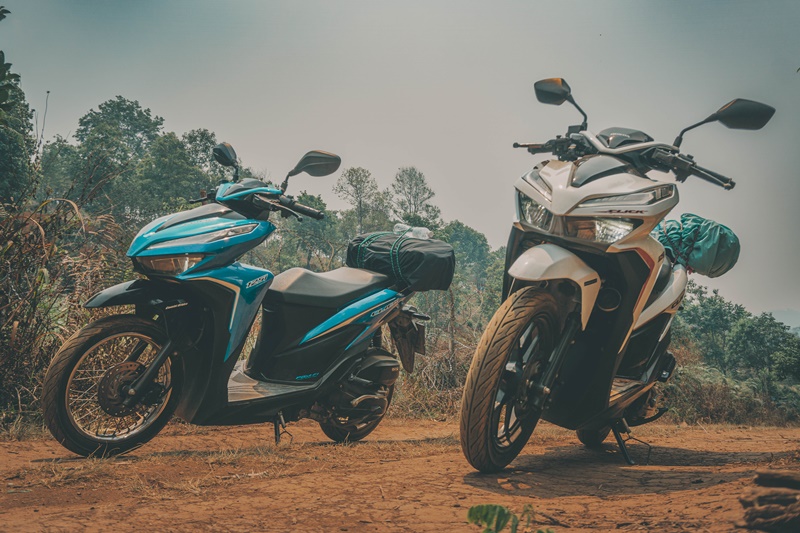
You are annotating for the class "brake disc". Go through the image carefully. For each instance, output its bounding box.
[97,362,144,417]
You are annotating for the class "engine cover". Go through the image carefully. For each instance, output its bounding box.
[356,354,400,387]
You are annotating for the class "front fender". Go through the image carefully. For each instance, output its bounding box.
[84,279,182,309]
[508,244,600,330]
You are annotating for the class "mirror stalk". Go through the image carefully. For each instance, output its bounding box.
[279,174,290,193]
[673,115,715,148]
[567,96,588,131]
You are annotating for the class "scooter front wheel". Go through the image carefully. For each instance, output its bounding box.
[42,315,182,457]
[459,288,558,473]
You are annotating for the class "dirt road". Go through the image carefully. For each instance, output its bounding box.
[1,420,798,532]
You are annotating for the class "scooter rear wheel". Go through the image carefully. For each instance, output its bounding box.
[318,386,394,443]
[42,315,182,457]
[576,426,611,448]
[459,288,558,473]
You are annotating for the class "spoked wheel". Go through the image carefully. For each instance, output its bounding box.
[42,315,182,457]
[319,386,394,443]
[460,288,558,473]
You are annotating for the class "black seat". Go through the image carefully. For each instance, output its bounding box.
[264,267,392,309]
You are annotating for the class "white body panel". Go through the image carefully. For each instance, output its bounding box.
[635,264,688,328]
[508,244,600,330]
[513,153,684,344]
[607,234,666,344]
[516,160,679,224]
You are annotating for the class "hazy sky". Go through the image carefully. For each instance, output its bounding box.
[4,1,799,315]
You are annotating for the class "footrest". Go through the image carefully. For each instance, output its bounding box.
[627,407,669,427]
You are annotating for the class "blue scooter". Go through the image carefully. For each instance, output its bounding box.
[42,143,430,457]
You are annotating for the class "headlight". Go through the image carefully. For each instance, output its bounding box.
[579,185,674,207]
[148,224,257,250]
[523,169,552,201]
[518,192,553,231]
[565,218,636,244]
[136,254,205,275]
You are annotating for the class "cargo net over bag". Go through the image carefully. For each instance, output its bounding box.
[346,232,455,292]
[652,213,740,278]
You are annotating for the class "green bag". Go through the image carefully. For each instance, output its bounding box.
[652,213,740,278]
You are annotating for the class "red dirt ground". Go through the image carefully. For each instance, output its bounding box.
[1,420,798,532]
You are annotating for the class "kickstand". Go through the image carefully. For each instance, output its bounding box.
[611,418,652,466]
[273,411,293,446]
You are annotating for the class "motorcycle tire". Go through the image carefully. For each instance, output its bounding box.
[459,288,558,473]
[42,315,182,457]
[319,386,394,443]
[576,426,611,448]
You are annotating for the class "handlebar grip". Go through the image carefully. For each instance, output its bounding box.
[513,142,545,150]
[292,203,325,220]
[279,196,324,220]
[692,166,735,190]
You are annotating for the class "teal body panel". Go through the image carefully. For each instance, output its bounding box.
[127,216,274,257]
[179,263,273,361]
[300,289,402,346]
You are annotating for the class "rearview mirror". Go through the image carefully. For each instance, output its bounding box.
[534,78,572,106]
[713,98,775,130]
[673,98,776,147]
[212,143,238,168]
[287,150,342,178]
[281,150,342,192]
[533,78,588,130]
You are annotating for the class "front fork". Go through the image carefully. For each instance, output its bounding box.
[524,311,582,413]
[123,339,174,407]
[122,299,193,407]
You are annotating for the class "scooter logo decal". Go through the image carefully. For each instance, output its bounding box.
[670,290,686,311]
[601,209,646,214]
[246,274,271,289]
[370,303,394,318]
[295,372,320,381]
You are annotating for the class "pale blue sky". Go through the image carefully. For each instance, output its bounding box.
[4,0,799,316]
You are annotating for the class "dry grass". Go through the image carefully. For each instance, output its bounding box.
[0,414,47,441]
[8,457,116,489]
[2,431,461,500]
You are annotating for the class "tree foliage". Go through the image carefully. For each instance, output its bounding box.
[333,166,382,235]
[391,166,441,229]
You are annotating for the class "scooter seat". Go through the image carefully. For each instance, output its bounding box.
[264,267,392,309]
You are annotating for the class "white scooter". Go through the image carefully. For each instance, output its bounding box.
[459,78,775,472]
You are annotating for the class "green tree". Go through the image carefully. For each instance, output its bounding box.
[674,281,749,370]
[122,131,210,219]
[0,84,33,203]
[390,166,441,229]
[482,247,506,321]
[75,96,164,164]
[280,191,343,270]
[182,128,227,182]
[726,313,800,390]
[0,16,34,203]
[440,220,490,286]
[38,135,81,198]
[333,167,381,235]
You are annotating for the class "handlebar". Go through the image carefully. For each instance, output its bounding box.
[278,196,325,220]
[693,165,735,190]
[651,148,735,190]
[513,136,585,159]
[513,142,548,153]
